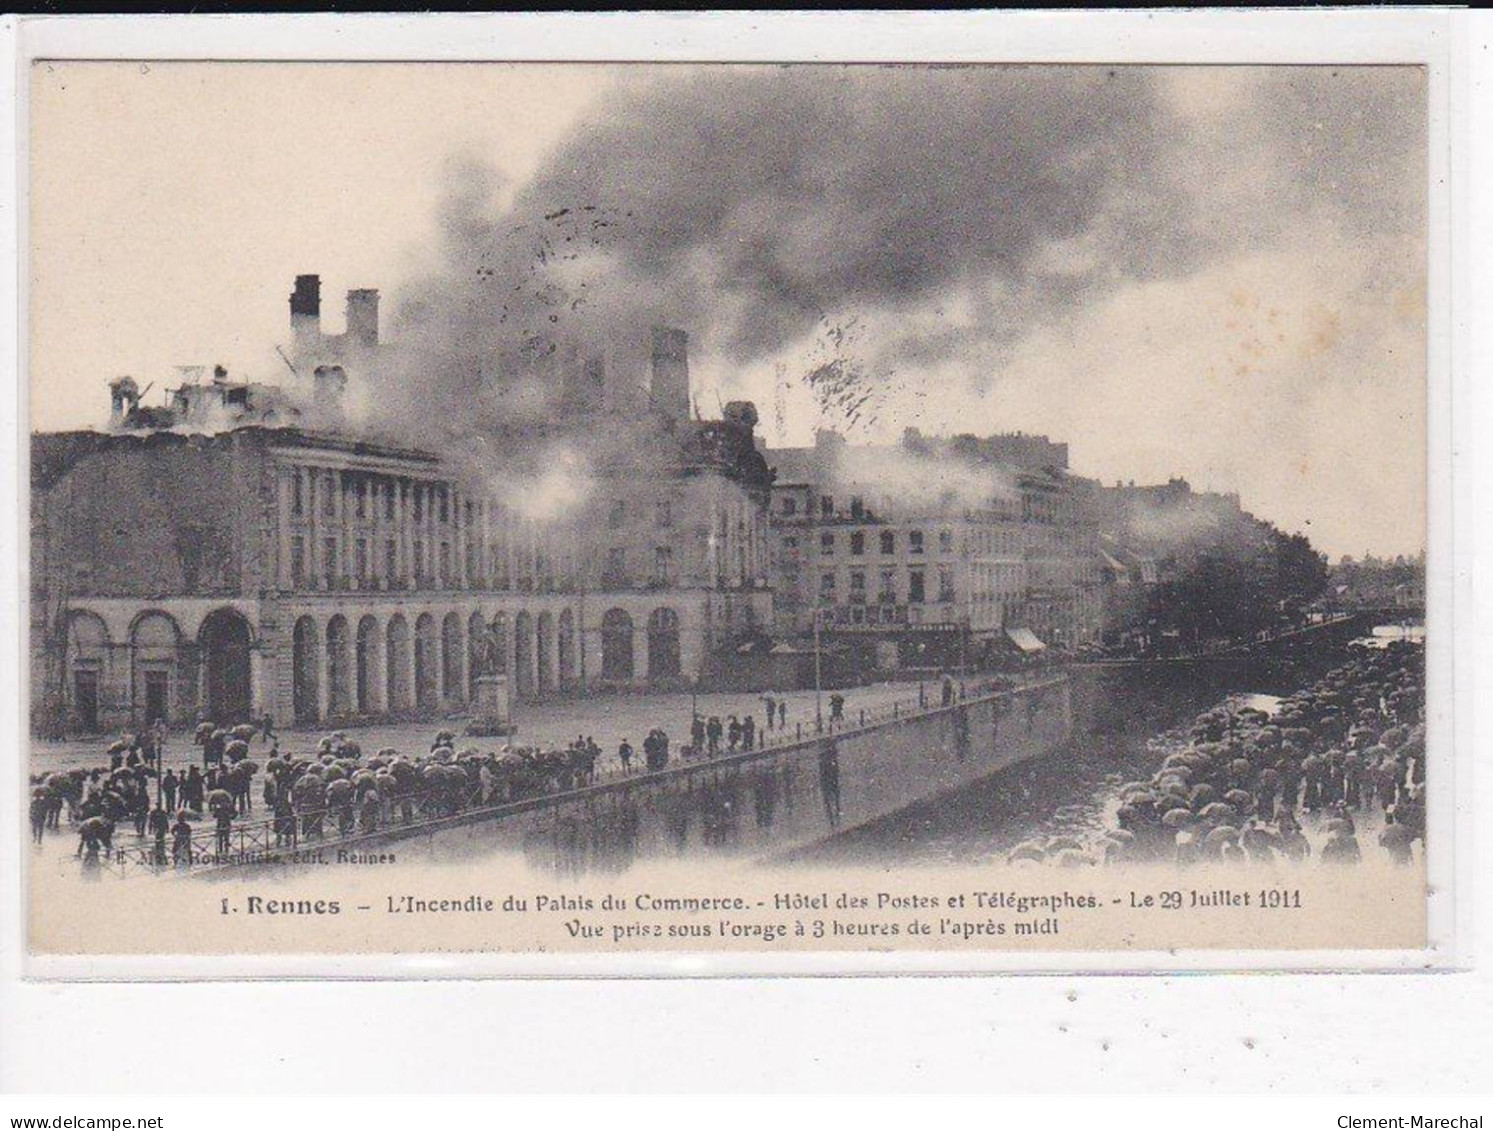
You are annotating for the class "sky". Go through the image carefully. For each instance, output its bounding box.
[28,62,1427,559]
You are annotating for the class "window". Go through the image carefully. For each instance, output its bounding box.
[939,530,954,553]
[909,568,925,604]
[322,537,338,586]
[880,530,895,555]
[439,542,452,585]
[820,495,834,517]
[879,568,896,604]
[355,482,367,519]
[654,546,673,584]
[849,570,866,604]
[606,547,627,583]
[384,484,396,521]
[939,565,955,603]
[909,530,925,554]
[820,532,835,556]
[355,538,368,583]
[656,499,674,528]
[291,473,304,517]
[413,539,424,582]
[384,539,398,585]
[322,477,336,517]
[819,571,837,604]
[782,496,797,516]
[413,490,423,523]
[290,535,305,587]
[609,500,626,529]
[438,488,449,523]
[850,496,865,520]
[850,530,865,556]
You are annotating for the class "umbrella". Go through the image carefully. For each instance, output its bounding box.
[1007,841,1046,863]
[1106,828,1136,844]
[1324,818,1356,836]
[1224,789,1254,809]
[230,724,258,741]
[225,740,250,761]
[377,747,400,760]
[1046,836,1084,853]
[1161,807,1194,829]
[1198,802,1237,822]
[1189,784,1217,807]
[1204,825,1240,846]
[206,788,233,813]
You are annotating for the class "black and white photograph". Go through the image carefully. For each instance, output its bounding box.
[17,52,1440,961]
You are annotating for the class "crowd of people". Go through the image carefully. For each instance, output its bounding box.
[34,685,901,872]
[1008,643,1427,868]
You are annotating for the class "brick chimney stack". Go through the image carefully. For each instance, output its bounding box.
[290,274,322,354]
[650,327,691,422]
[346,288,380,350]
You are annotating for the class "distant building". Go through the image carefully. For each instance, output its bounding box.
[764,429,1101,674]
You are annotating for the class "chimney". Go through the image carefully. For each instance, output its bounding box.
[650,327,691,421]
[290,274,321,352]
[346,288,380,349]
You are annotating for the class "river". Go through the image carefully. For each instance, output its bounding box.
[798,653,1335,867]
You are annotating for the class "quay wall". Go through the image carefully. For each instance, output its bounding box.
[241,676,1073,877]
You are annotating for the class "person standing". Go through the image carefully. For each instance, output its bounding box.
[618,740,634,776]
[763,694,776,731]
[162,768,179,814]
[147,804,169,865]
[742,715,756,751]
[171,811,193,867]
[777,699,787,730]
[214,807,233,856]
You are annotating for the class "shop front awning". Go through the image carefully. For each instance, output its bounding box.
[1006,628,1047,654]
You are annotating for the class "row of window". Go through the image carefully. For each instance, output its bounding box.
[290,471,463,526]
[816,565,955,606]
[608,499,677,529]
[289,534,574,592]
[788,529,958,557]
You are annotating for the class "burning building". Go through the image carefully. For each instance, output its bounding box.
[765,428,1102,675]
[29,277,772,734]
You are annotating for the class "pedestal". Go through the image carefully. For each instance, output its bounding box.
[465,673,516,737]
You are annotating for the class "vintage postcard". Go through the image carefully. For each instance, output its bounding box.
[22,57,1436,969]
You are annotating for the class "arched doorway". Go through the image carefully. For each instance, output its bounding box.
[414,613,439,711]
[356,616,381,714]
[557,608,575,689]
[441,612,464,702]
[467,611,487,698]
[601,608,634,682]
[132,611,182,731]
[385,615,410,713]
[200,608,253,725]
[292,616,320,725]
[65,611,111,732]
[536,611,554,695]
[489,614,509,675]
[513,611,535,700]
[326,615,352,717]
[647,607,681,680]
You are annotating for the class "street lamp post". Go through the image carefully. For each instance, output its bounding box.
[813,607,824,734]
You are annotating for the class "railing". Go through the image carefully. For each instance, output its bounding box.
[75,672,1065,879]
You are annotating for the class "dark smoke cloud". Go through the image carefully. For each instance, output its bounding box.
[372,64,1424,457]
[385,66,1195,400]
